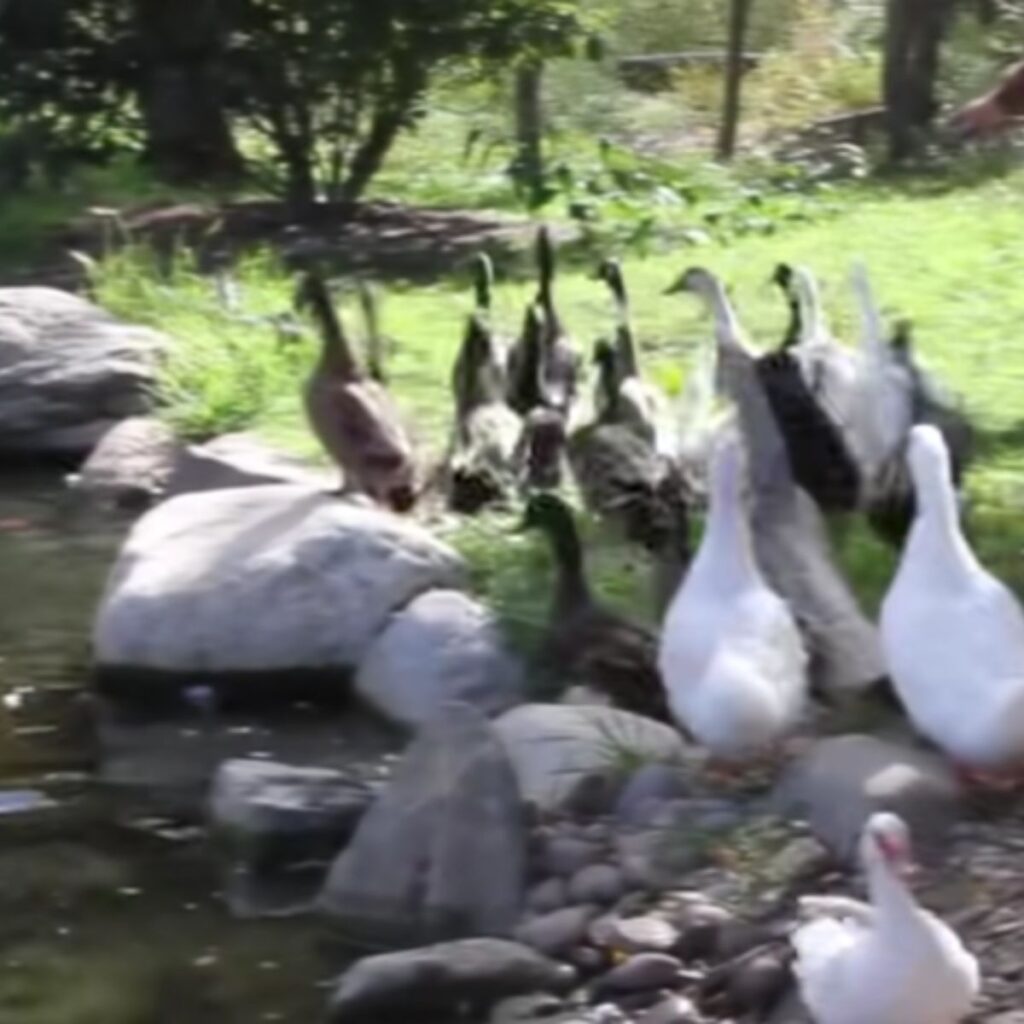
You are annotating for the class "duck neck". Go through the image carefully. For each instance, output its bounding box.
[866,855,918,928]
[544,517,591,616]
[698,464,759,593]
[907,471,978,585]
[697,277,746,353]
[797,277,828,343]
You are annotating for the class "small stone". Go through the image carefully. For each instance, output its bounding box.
[543,836,604,878]
[714,920,776,961]
[671,902,735,960]
[595,953,683,994]
[568,865,626,906]
[766,836,828,883]
[637,994,701,1024]
[728,952,792,1013]
[529,877,569,914]
[515,905,599,956]
[565,945,608,976]
[615,765,690,827]
[607,916,680,954]
[489,992,566,1023]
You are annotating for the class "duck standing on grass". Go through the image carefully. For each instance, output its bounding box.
[792,812,979,1024]
[295,270,416,510]
[881,424,1024,785]
[519,492,668,722]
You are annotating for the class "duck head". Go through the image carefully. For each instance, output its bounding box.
[860,811,915,879]
[664,266,716,297]
[772,262,794,292]
[519,490,574,535]
[907,423,954,500]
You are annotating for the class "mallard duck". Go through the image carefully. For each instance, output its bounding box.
[793,812,979,1024]
[507,227,579,416]
[668,266,861,514]
[594,258,674,452]
[446,302,522,513]
[520,492,668,721]
[515,406,568,492]
[295,270,415,510]
[881,424,1024,779]
[658,435,809,759]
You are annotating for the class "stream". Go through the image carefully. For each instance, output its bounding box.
[0,472,400,1024]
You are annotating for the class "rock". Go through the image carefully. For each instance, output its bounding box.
[615,765,691,828]
[515,905,598,956]
[327,938,574,1022]
[319,703,526,945]
[67,417,180,508]
[670,902,736,960]
[166,431,333,496]
[355,590,525,730]
[528,877,569,914]
[0,287,164,457]
[567,864,625,905]
[636,994,700,1024]
[604,915,680,954]
[93,485,464,680]
[489,993,566,1024]
[209,758,374,868]
[594,953,683,994]
[727,951,792,1014]
[762,989,813,1024]
[565,945,608,976]
[774,734,963,863]
[494,705,688,813]
[541,836,605,878]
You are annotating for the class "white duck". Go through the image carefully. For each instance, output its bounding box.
[658,434,808,759]
[881,423,1024,773]
[793,812,979,1024]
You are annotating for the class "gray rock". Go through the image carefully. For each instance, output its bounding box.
[567,864,625,905]
[595,953,683,994]
[727,951,792,1014]
[494,705,688,813]
[327,938,574,1022]
[0,287,164,456]
[636,994,700,1024]
[355,590,525,730]
[615,765,691,827]
[669,901,735,960]
[604,915,680,954]
[489,992,566,1024]
[67,416,181,508]
[93,485,464,677]
[515,905,598,956]
[774,734,963,863]
[319,703,526,945]
[528,877,569,914]
[209,758,373,868]
[542,836,605,878]
[166,431,333,496]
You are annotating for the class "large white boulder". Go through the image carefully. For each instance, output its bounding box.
[93,485,465,676]
[493,705,689,812]
[0,287,164,456]
[355,590,524,730]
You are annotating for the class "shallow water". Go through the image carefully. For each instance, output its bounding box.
[0,473,398,1024]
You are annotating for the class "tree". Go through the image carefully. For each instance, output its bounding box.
[717,0,754,161]
[221,0,592,213]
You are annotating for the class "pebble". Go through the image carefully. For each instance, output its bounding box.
[594,953,684,994]
[488,993,566,1023]
[728,951,792,1012]
[515,905,599,956]
[528,877,569,914]
[636,994,701,1024]
[606,915,680,954]
[669,902,735,960]
[542,836,605,878]
[568,864,626,905]
[615,765,690,827]
[565,945,608,975]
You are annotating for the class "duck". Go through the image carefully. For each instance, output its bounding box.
[594,258,674,453]
[658,435,808,759]
[446,306,522,514]
[668,266,861,514]
[792,811,979,1024]
[507,227,579,416]
[295,270,416,510]
[515,405,568,492]
[519,492,669,721]
[880,424,1024,777]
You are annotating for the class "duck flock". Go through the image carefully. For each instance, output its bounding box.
[293,226,1024,1021]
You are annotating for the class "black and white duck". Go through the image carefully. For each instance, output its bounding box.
[520,492,669,721]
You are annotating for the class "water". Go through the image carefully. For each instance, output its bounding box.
[0,473,398,1024]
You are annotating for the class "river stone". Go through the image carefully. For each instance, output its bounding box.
[327,938,574,1022]
[594,953,683,994]
[615,764,691,828]
[605,915,680,954]
[541,835,605,878]
[494,705,688,813]
[528,877,568,914]
[567,864,625,905]
[93,484,464,678]
[67,416,181,508]
[318,703,526,945]
[0,287,164,456]
[515,905,599,956]
[209,758,374,869]
[166,431,333,497]
[773,733,963,863]
[355,590,525,730]
[637,994,700,1024]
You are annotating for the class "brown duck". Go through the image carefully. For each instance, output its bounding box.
[295,270,415,510]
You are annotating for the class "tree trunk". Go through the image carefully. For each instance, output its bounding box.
[717,0,754,161]
[883,0,953,162]
[513,60,545,205]
[132,0,242,182]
